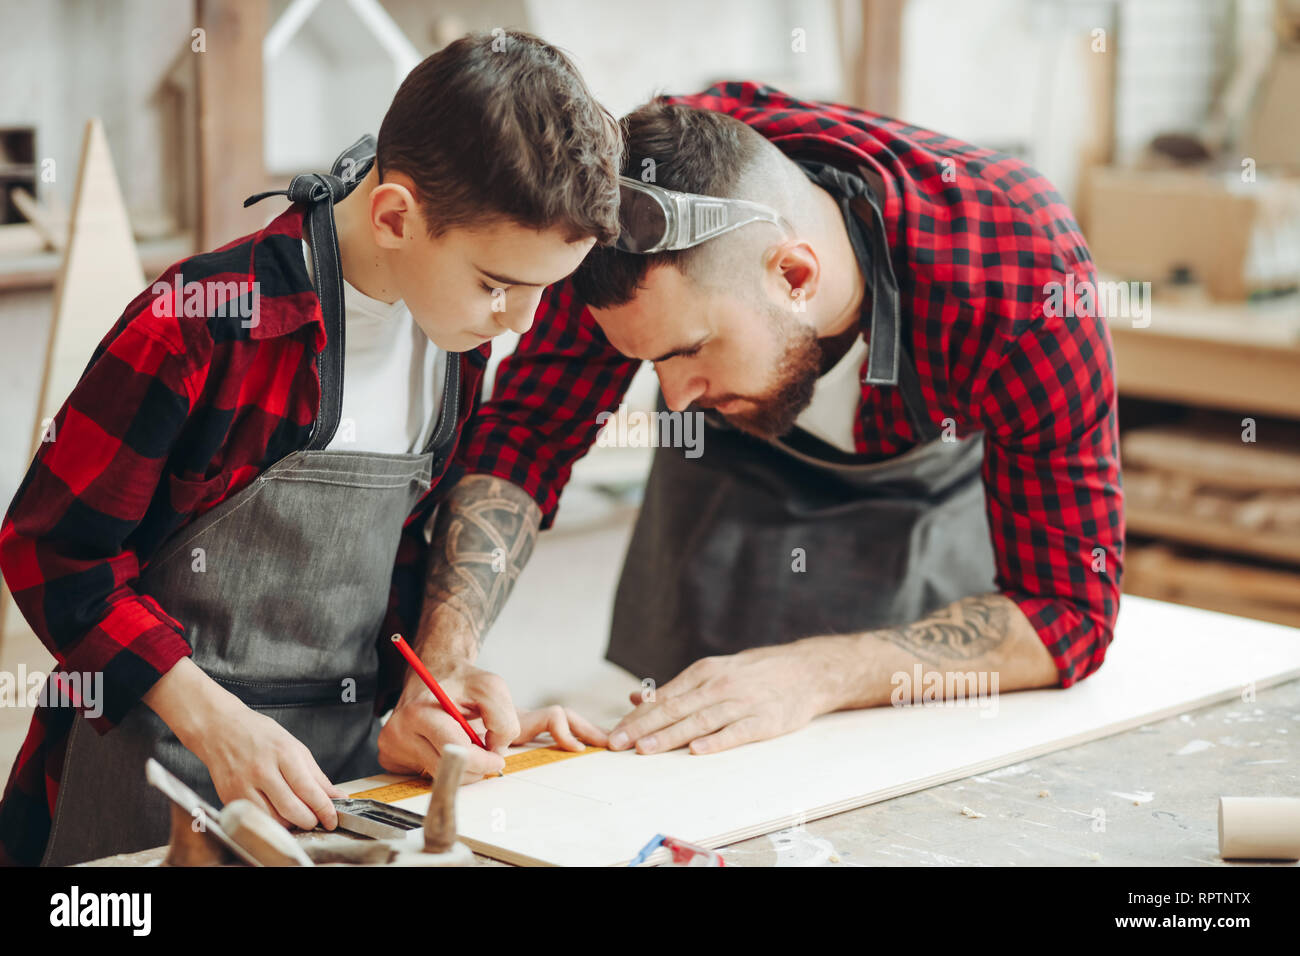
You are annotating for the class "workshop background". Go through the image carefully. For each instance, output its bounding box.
[1,0,1298,773]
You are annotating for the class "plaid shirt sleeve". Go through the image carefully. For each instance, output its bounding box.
[457,281,641,528]
[971,263,1124,685]
[0,309,199,734]
[460,83,1124,685]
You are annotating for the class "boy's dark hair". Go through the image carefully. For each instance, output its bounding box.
[377,31,621,243]
[572,102,767,308]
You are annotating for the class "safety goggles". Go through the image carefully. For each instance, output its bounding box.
[614,176,794,254]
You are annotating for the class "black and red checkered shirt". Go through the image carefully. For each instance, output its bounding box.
[460,83,1124,684]
[0,202,488,865]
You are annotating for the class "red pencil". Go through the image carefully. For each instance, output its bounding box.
[391,634,502,775]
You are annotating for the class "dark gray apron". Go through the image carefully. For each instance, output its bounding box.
[41,138,460,866]
[607,160,997,684]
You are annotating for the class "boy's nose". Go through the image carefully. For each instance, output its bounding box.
[495,295,538,335]
[499,309,534,335]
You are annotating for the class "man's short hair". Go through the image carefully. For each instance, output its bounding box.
[572,102,776,308]
[377,31,621,243]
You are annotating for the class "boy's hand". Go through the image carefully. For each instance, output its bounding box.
[146,658,345,832]
[378,659,518,782]
[191,700,347,831]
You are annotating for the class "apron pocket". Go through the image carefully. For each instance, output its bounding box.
[210,675,378,708]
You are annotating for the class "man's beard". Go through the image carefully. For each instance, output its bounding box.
[708,314,823,440]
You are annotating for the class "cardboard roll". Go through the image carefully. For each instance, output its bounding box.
[1219,796,1300,861]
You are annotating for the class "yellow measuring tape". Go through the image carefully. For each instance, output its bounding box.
[352,745,604,803]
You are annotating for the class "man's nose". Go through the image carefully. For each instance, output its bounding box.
[657,368,706,411]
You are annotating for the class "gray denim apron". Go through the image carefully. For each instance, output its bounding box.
[607,160,997,684]
[41,138,459,866]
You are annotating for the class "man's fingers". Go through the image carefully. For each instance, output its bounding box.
[688,715,767,755]
[465,672,520,754]
[635,700,748,755]
[379,703,503,778]
[562,708,610,748]
[380,713,444,777]
[609,686,723,750]
[542,706,585,751]
[509,706,610,751]
[653,658,716,702]
[611,693,678,736]
[510,707,549,744]
[611,663,718,739]
[422,723,504,777]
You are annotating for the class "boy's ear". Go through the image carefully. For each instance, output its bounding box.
[369,176,425,248]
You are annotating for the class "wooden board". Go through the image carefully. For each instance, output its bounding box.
[341,596,1300,866]
[32,118,143,452]
[1,120,142,644]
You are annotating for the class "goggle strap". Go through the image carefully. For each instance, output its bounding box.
[692,201,730,243]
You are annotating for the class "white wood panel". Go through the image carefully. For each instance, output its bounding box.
[344,596,1300,866]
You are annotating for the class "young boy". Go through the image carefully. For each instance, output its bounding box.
[0,31,622,866]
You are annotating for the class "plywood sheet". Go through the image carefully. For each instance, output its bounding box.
[343,597,1300,866]
[2,120,141,642]
[34,118,144,451]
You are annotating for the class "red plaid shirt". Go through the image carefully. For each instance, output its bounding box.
[461,83,1124,685]
[0,203,487,865]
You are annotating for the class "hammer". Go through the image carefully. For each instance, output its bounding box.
[424,743,468,854]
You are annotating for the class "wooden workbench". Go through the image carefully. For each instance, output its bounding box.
[81,676,1297,867]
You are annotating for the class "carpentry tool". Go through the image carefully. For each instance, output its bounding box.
[392,743,473,866]
[322,744,474,866]
[351,744,604,802]
[629,833,725,867]
[331,798,426,840]
[145,758,266,867]
[391,633,502,776]
[146,747,476,867]
[220,799,313,866]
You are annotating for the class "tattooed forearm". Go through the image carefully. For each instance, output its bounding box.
[874,594,1013,666]
[418,475,542,653]
[819,593,1058,710]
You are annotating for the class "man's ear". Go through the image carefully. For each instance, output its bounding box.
[770,240,820,307]
[369,176,424,249]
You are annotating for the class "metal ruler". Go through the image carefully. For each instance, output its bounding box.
[352,745,604,803]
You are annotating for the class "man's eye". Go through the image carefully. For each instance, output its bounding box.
[652,347,701,367]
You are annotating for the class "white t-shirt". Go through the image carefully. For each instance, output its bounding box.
[302,240,445,454]
[792,335,869,453]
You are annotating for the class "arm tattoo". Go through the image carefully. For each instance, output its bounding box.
[423,475,541,648]
[875,594,1012,666]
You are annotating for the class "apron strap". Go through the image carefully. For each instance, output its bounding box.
[244,134,377,449]
[795,160,940,444]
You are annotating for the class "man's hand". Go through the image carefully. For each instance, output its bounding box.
[606,594,1059,757]
[386,474,545,781]
[378,659,518,781]
[607,641,841,756]
[515,704,610,752]
[379,662,611,782]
